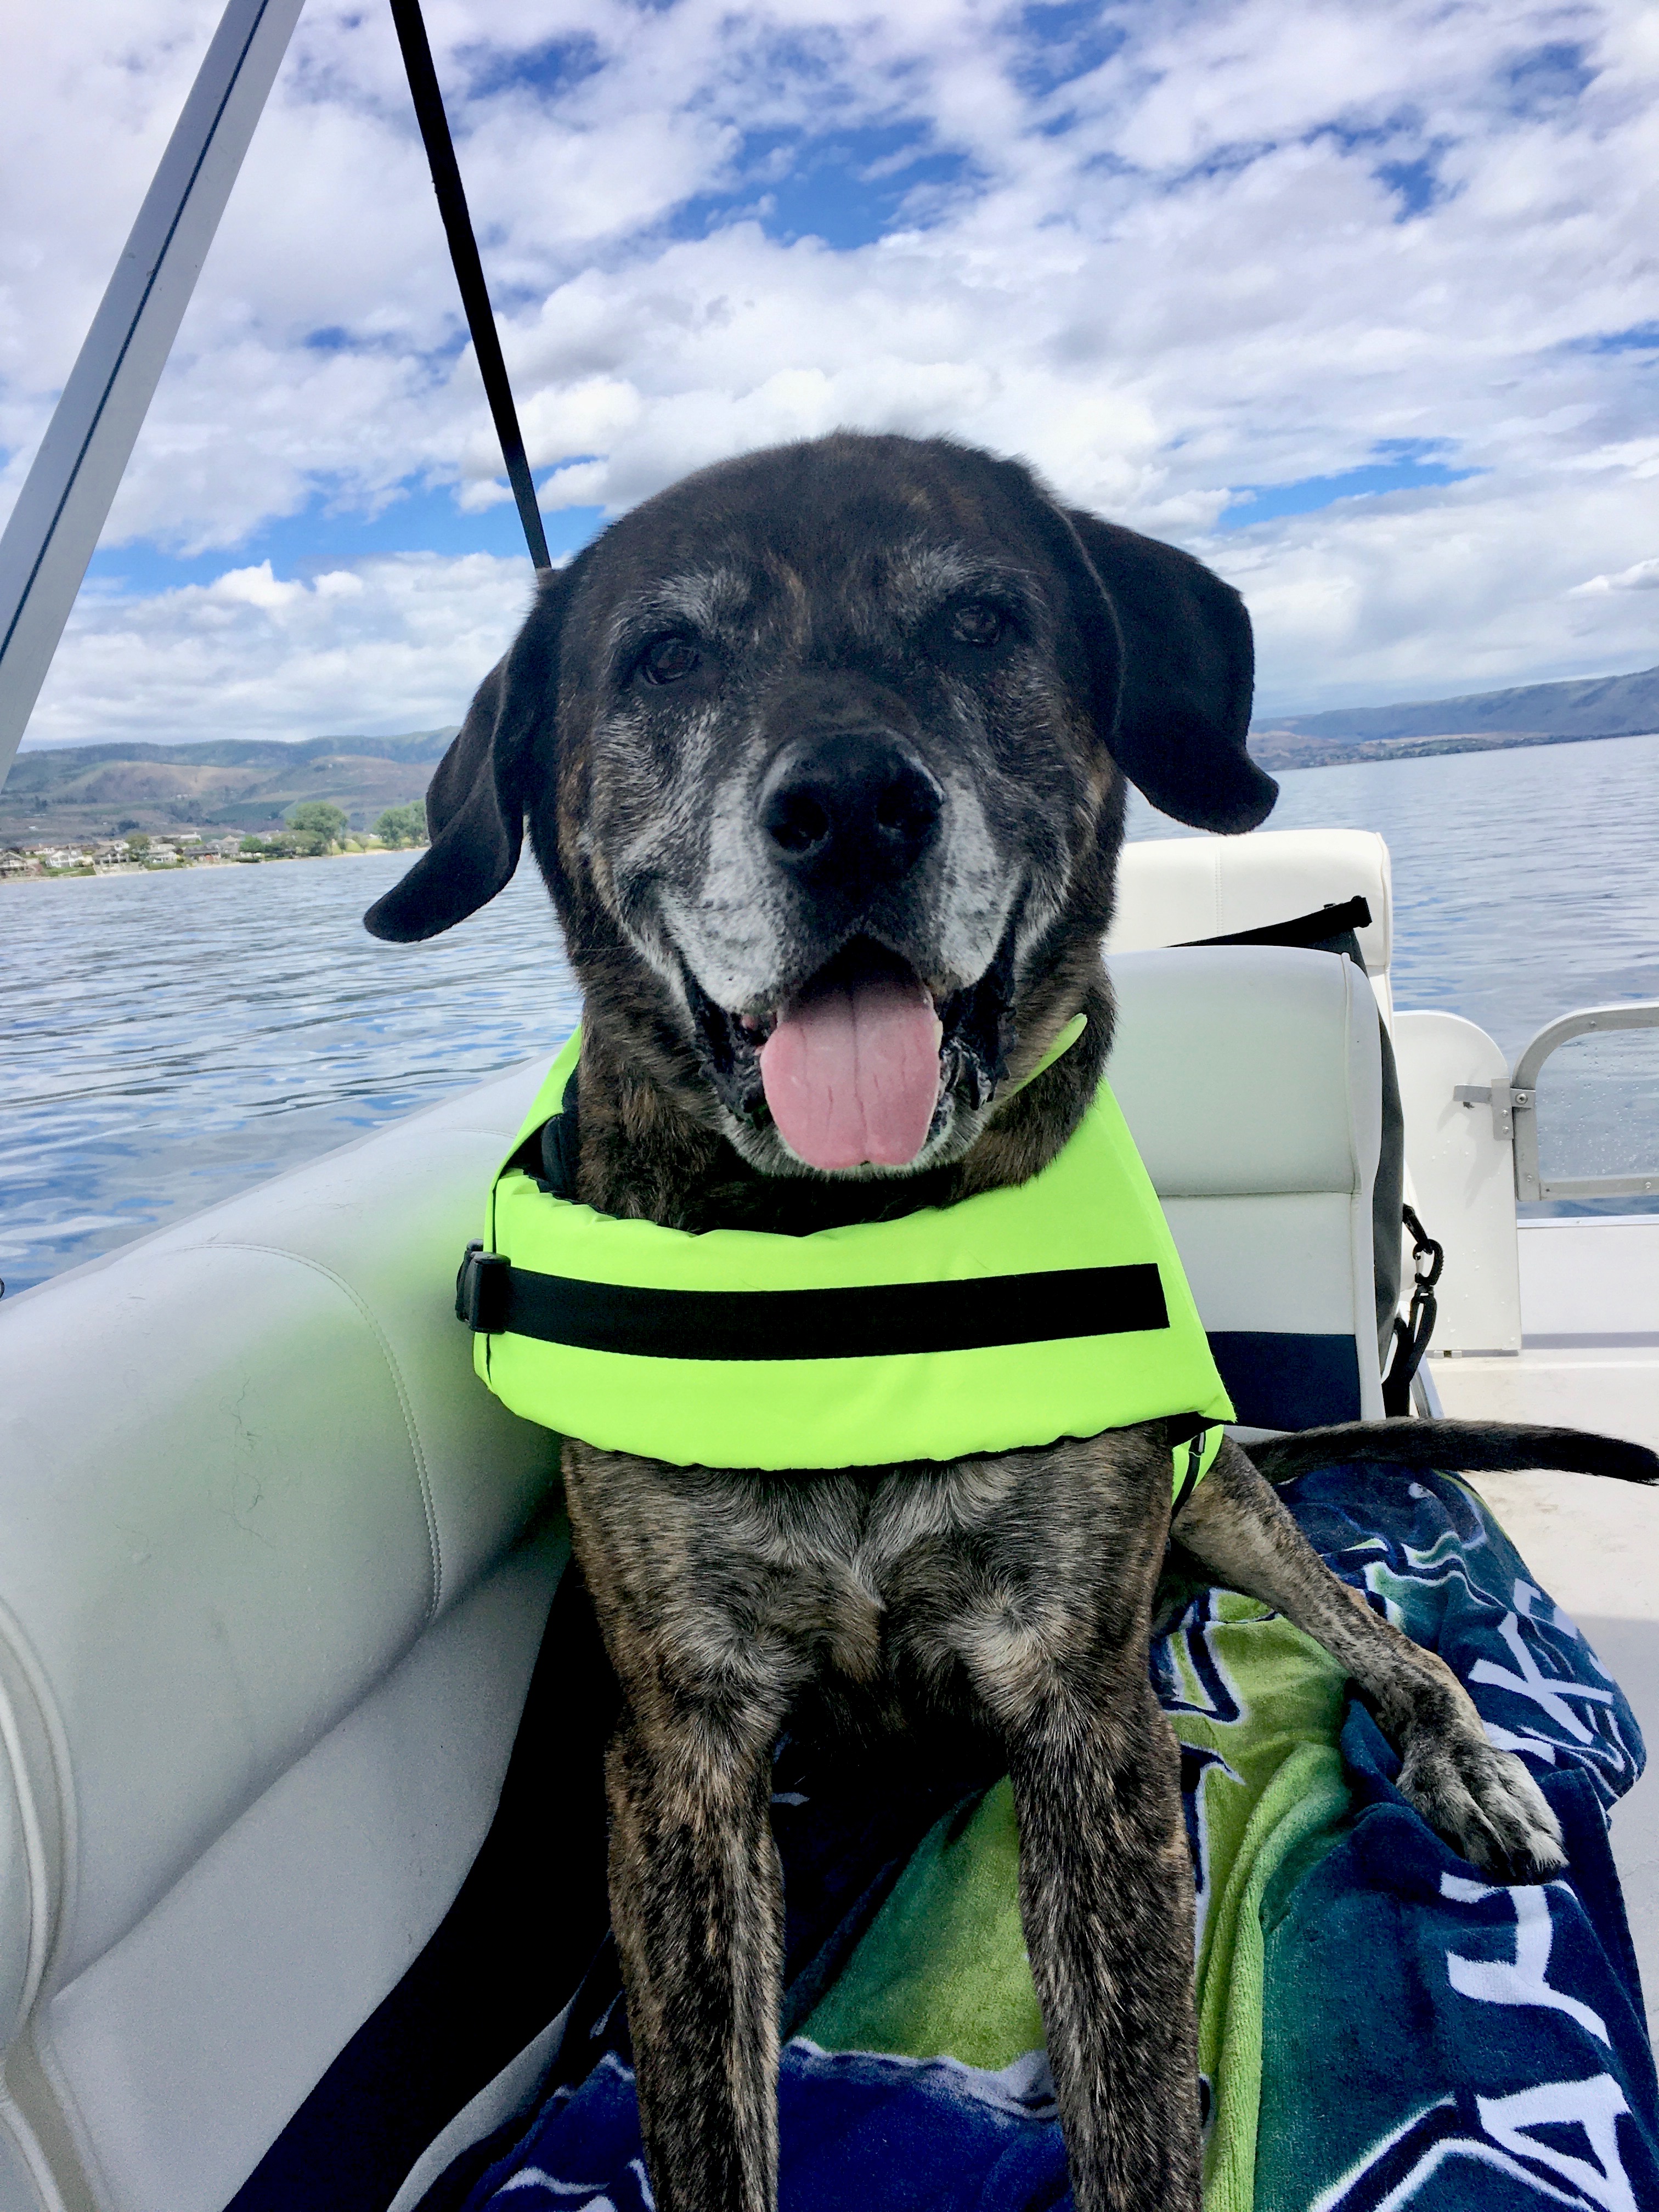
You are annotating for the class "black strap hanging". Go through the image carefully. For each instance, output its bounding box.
[388,0,552,571]
[1184,895,1374,961]
[1382,1203,1444,1416]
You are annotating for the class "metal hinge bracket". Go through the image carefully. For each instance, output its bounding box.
[1452,1083,1532,1142]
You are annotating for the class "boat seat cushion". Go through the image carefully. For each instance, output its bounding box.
[1108,827,1393,980]
[0,1065,561,2079]
[1109,827,1406,1368]
[1110,946,1386,1428]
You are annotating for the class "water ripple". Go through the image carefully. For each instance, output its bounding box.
[1,853,579,1290]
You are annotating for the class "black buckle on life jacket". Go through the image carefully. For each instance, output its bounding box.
[456,1240,511,1333]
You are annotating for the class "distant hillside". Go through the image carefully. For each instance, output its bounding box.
[1251,664,1659,770]
[14,660,1659,834]
[1,730,456,843]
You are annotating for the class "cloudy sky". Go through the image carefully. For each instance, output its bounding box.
[4,0,1658,748]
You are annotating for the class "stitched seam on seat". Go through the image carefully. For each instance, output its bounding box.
[181,1242,444,1624]
[0,1600,74,2028]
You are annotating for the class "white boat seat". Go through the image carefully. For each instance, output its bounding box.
[1111,828,1406,1373]
[0,940,1387,2209]
[1109,827,1395,1017]
[1112,947,1386,1429]
[0,1064,563,2212]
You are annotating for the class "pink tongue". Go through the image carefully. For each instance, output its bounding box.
[760,975,943,1171]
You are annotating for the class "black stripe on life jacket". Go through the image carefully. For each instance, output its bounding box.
[459,1253,1169,1361]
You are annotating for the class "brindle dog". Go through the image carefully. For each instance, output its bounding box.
[366,433,1655,2212]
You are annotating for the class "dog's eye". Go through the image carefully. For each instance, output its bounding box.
[640,635,701,685]
[949,602,1007,648]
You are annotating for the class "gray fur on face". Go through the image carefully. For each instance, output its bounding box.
[585,540,1079,1172]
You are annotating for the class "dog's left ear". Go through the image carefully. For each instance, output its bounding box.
[1061,507,1277,833]
[363,566,571,943]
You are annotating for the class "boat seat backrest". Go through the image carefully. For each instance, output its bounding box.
[1108,828,1394,1001]
[1110,946,1386,1429]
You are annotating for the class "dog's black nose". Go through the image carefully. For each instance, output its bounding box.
[759,733,943,890]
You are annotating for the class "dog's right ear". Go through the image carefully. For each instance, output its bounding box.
[363,569,570,943]
[1060,508,1277,834]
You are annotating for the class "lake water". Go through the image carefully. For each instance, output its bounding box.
[3,731,1657,1298]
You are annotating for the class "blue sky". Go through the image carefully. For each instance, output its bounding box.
[1217,442,1480,530]
[5,0,1658,745]
[83,488,605,594]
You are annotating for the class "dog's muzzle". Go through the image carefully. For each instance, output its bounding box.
[685,920,1018,1169]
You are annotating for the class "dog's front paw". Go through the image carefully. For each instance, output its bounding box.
[1397,1728,1566,1884]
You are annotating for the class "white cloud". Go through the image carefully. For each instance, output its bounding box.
[210,561,304,610]
[4,0,1658,743]
[26,554,535,744]
[1570,554,1659,595]
[1220,467,1659,709]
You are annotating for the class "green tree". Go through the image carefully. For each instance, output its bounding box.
[374,802,428,849]
[126,831,151,856]
[285,801,348,855]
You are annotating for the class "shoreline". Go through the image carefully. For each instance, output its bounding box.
[1,845,425,884]
[12,726,1658,876]
[1248,725,1659,774]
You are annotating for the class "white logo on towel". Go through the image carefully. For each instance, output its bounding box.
[1309,2078,1639,2210]
[1441,1873,1611,2044]
[493,2154,655,2207]
[1469,1614,1617,1745]
[1477,2078,1637,2211]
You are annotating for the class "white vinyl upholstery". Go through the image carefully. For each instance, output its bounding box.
[1110,947,1386,1426]
[0,1058,565,2212]
[1109,828,1395,1019]
[1109,826,1393,969]
[1391,1010,1523,1355]
[42,1530,561,2212]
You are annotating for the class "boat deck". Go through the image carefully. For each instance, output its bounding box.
[1433,1214,1659,2030]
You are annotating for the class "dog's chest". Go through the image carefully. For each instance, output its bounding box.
[567,1441,1042,1695]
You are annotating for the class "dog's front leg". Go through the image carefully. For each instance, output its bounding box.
[1175,1437,1565,1881]
[605,1687,785,2212]
[935,1436,1203,2212]
[1007,1661,1201,2212]
[566,1447,809,2212]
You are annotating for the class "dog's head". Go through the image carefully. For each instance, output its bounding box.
[366,433,1273,1178]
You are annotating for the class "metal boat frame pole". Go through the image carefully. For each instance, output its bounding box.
[0,0,306,793]
[1453,1001,1659,1202]
[0,0,550,799]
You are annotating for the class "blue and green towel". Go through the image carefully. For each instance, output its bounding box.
[427,1466,1658,2211]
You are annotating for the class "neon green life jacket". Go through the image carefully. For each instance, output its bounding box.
[458,1023,1232,1493]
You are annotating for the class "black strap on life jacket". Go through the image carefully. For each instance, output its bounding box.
[455,1246,1171,1361]
[497,1067,582,1195]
